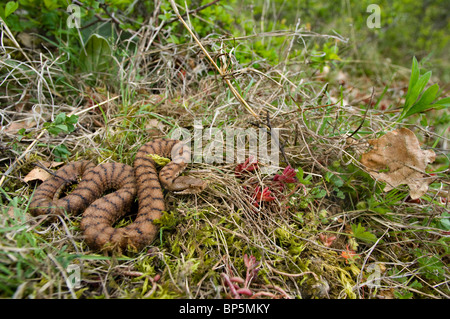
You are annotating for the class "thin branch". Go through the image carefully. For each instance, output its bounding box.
[167,0,259,119]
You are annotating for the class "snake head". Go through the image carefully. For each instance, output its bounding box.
[169,176,207,194]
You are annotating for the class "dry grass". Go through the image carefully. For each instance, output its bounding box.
[0,9,449,299]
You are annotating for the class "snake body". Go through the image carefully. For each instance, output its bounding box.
[29,139,205,252]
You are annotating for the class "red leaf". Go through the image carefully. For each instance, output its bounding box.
[235,156,258,177]
[273,165,298,184]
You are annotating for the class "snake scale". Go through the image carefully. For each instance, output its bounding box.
[29,139,206,252]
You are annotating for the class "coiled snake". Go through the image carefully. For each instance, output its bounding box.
[29,139,206,252]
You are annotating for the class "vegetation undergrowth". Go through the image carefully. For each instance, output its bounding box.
[0,0,449,299]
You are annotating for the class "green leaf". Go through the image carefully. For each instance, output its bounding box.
[429,96,450,110]
[66,114,79,125]
[5,1,19,18]
[53,112,66,125]
[312,187,327,199]
[395,291,414,299]
[80,34,114,74]
[404,83,439,117]
[47,127,61,136]
[335,190,345,199]
[416,251,445,281]
[400,57,449,120]
[55,124,69,132]
[168,34,180,44]
[158,12,172,21]
[295,167,311,185]
[44,113,78,135]
[372,206,389,214]
[417,83,439,105]
[404,71,432,110]
[331,175,344,188]
[351,223,377,243]
[43,0,61,10]
[439,212,450,231]
[405,57,420,101]
[53,144,70,161]
[419,114,428,127]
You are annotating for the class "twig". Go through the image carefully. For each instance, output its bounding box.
[99,3,122,25]
[73,95,119,117]
[347,87,374,138]
[167,0,259,119]
[249,111,290,165]
[265,111,289,165]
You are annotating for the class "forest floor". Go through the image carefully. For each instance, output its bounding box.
[0,3,449,299]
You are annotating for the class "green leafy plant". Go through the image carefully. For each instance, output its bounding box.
[52,144,71,161]
[414,249,446,282]
[438,211,450,231]
[41,113,78,160]
[295,167,312,185]
[79,34,115,76]
[351,223,377,244]
[393,279,423,299]
[399,57,450,120]
[311,186,327,199]
[324,171,346,199]
[0,1,19,19]
[43,113,78,136]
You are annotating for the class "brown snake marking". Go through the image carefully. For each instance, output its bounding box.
[29,139,206,252]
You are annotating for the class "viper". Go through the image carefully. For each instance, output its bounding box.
[29,139,206,252]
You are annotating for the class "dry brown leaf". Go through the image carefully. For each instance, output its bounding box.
[145,119,167,136]
[361,128,436,199]
[7,206,16,219]
[23,162,63,183]
[376,288,395,299]
[4,120,36,133]
[23,167,51,182]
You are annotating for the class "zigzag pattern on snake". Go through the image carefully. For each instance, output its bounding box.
[29,139,206,252]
